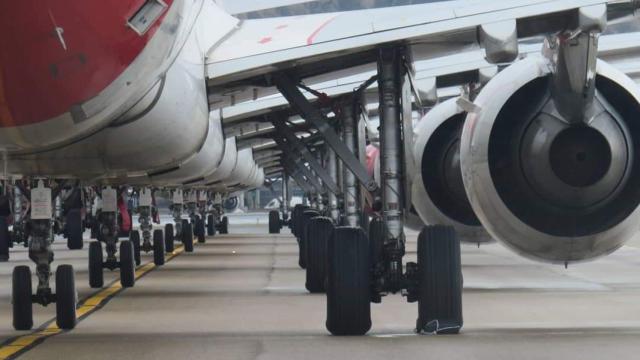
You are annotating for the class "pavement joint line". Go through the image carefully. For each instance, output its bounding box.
[0,239,197,360]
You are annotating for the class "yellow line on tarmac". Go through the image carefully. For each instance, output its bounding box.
[0,240,194,360]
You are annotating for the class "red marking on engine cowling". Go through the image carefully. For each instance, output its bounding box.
[0,0,173,128]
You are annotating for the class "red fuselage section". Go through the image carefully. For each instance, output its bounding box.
[0,0,173,127]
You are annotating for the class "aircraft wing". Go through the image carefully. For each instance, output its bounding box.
[206,0,638,101]
[215,0,319,15]
[218,31,640,128]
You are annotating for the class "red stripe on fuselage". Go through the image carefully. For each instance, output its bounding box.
[0,0,174,127]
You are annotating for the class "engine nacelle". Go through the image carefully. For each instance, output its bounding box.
[221,148,256,190]
[411,98,492,243]
[461,56,640,263]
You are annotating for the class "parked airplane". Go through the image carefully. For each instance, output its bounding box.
[1,0,639,340]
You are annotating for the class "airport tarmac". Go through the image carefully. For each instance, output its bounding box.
[2,212,640,359]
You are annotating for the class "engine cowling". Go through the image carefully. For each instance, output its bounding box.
[412,98,492,243]
[460,56,640,263]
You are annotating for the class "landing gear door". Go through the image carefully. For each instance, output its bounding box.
[31,181,52,220]
[139,189,153,207]
[173,190,184,205]
[102,187,117,213]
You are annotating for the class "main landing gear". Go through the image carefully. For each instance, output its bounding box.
[130,188,164,266]
[274,46,463,336]
[217,215,228,234]
[269,174,291,234]
[12,180,77,330]
[210,198,228,235]
[88,187,135,289]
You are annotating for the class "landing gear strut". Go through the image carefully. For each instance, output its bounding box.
[12,180,77,330]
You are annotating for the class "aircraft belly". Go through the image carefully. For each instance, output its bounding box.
[6,37,210,179]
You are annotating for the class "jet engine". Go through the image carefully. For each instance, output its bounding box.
[411,98,492,243]
[460,55,640,263]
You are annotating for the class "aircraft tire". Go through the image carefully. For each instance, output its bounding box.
[181,219,189,239]
[268,210,280,234]
[298,210,319,269]
[91,221,99,240]
[182,222,194,252]
[65,209,84,250]
[165,224,174,253]
[196,218,206,243]
[291,205,306,237]
[219,216,228,234]
[12,265,33,330]
[119,240,135,288]
[207,215,215,236]
[55,264,77,330]
[368,217,385,270]
[416,225,463,334]
[0,216,9,261]
[326,226,371,336]
[130,230,141,266]
[89,241,104,288]
[153,229,165,265]
[305,217,333,293]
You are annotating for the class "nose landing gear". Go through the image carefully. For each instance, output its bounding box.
[169,189,194,252]
[12,180,77,331]
[131,188,164,266]
[88,187,135,289]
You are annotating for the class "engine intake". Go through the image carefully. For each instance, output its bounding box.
[412,98,491,243]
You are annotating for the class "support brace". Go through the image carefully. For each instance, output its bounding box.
[272,120,341,195]
[284,163,314,194]
[274,73,378,192]
[282,155,324,193]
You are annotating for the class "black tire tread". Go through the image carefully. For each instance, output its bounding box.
[0,216,9,261]
[119,240,135,287]
[416,225,463,334]
[165,223,174,253]
[153,229,165,265]
[326,226,371,336]
[12,265,33,330]
[130,230,141,266]
[196,218,205,243]
[268,210,280,234]
[183,223,194,252]
[66,209,84,250]
[219,216,228,234]
[207,215,215,236]
[89,241,104,288]
[298,210,319,269]
[55,264,77,329]
[306,217,333,293]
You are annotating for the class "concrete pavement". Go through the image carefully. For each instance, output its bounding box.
[1,214,640,359]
